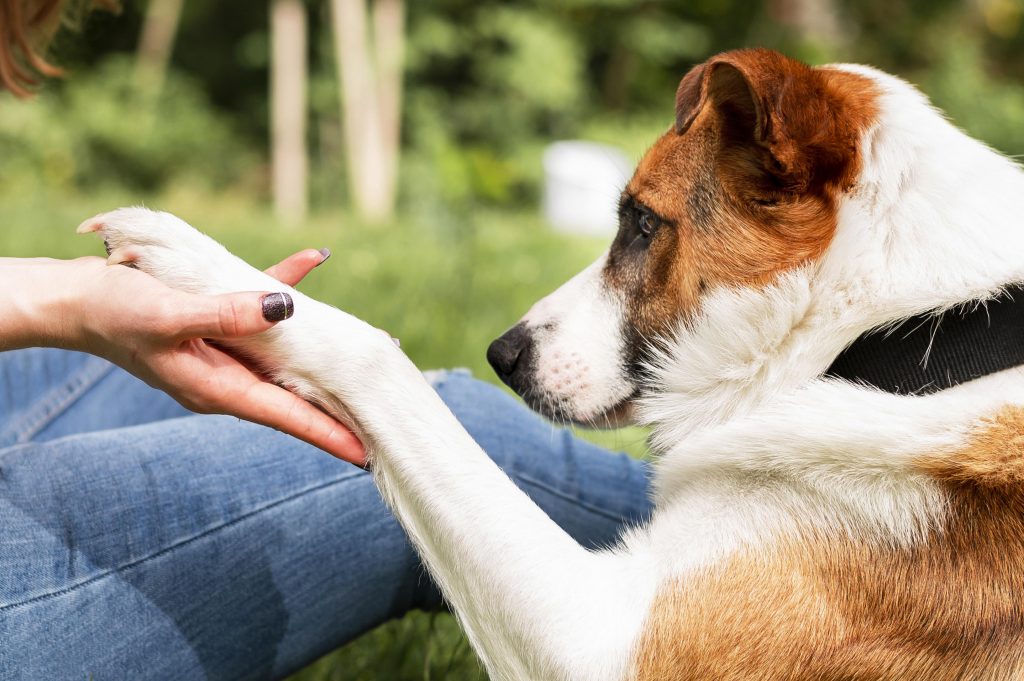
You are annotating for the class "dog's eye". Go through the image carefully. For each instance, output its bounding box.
[639,211,659,238]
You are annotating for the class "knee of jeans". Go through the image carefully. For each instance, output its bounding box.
[425,368,516,412]
[424,368,554,469]
[423,367,474,389]
[425,369,506,420]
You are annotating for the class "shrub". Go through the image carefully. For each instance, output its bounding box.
[0,56,255,195]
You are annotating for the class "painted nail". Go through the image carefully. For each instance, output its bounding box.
[316,248,331,266]
[261,292,294,322]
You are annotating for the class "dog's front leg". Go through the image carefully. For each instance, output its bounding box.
[350,351,656,681]
[83,209,657,681]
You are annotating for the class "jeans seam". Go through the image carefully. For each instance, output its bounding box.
[5,358,116,446]
[514,472,626,522]
[0,470,366,612]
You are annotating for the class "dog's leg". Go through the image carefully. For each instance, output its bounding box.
[81,208,657,681]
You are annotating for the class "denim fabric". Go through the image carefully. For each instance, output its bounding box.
[0,349,653,680]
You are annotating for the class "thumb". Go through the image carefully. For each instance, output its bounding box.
[177,291,295,339]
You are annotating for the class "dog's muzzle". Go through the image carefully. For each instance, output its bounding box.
[487,322,535,394]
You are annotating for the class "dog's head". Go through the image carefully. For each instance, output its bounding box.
[488,48,878,426]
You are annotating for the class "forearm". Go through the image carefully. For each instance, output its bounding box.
[0,257,82,351]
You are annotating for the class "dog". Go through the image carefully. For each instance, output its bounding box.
[80,47,1024,680]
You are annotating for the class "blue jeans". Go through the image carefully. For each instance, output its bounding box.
[0,349,652,680]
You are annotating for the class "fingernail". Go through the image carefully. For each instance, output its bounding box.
[316,248,331,266]
[392,337,401,348]
[261,292,294,322]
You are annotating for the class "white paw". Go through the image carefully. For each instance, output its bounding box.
[78,207,271,296]
[79,206,401,394]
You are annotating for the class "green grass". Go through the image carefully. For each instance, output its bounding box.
[288,612,486,681]
[1,187,650,680]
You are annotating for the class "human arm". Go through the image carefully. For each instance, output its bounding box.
[0,253,366,465]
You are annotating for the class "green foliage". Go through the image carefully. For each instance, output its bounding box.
[24,0,1024,211]
[0,56,254,195]
[288,612,484,681]
[402,5,585,207]
[920,37,1024,157]
[474,7,585,114]
[398,1,743,208]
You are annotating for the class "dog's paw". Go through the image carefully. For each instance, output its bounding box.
[78,207,216,266]
[78,207,263,295]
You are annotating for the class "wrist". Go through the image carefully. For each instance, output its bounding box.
[0,257,95,351]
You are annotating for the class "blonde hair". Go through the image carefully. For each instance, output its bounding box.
[0,0,118,97]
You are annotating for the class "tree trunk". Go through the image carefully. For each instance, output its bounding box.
[271,0,309,225]
[135,0,184,93]
[329,0,404,222]
[770,0,846,48]
[370,0,404,217]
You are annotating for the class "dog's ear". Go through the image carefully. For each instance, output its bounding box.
[674,62,709,137]
[675,60,762,141]
[675,49,841,193]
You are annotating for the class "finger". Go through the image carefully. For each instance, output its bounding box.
[230,380,367,466]
[169,342,366,464]
[175,290,295,340]
[264,249,330,287]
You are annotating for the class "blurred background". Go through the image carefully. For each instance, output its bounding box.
[3,0,1024,678]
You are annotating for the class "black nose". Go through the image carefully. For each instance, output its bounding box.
[487,322,533,388]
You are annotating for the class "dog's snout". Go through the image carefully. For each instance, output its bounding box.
[487,323,533,388]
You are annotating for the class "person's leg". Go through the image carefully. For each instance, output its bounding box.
[0,362,652,679]
[0,415,391,680]
[0,348,189,448]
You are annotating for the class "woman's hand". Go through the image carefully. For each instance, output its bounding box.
[0,251,366,466]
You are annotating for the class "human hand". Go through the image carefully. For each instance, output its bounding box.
[50,250,367,466]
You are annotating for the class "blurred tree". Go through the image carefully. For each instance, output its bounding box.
[329,0,404,222]
[769,0,847,49]
[134,0,183,94]
[8,0,1024,212]
[271,0,309,224]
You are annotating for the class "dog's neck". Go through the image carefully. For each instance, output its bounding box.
[826,284,1024,395]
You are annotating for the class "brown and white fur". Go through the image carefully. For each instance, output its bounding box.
[81,48,1024,680]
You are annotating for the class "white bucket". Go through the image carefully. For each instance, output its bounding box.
[542,141,631,236]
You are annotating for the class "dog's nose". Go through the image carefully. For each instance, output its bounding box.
[487,323,533,387]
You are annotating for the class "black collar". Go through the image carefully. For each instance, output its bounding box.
[825,285,1024,394]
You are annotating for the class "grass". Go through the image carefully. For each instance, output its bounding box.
[1,186,651,680]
